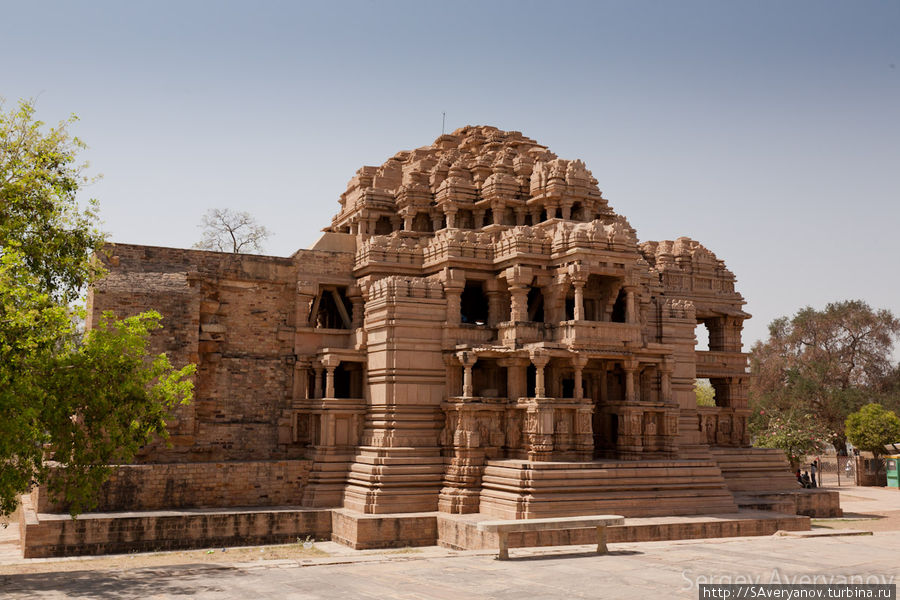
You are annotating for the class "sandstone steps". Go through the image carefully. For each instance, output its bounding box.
[478,459,739,519]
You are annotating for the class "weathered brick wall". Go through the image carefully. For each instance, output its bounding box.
[87,244,318,462]
[86,243,359,464]
[37,460,313,512]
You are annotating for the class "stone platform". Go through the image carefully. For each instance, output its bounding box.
[20,450,840,557]
[21,490,811,557]
[19,495,332,559]
[437,510,810,551]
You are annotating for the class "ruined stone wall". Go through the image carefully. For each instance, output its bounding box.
[89,244,301,462]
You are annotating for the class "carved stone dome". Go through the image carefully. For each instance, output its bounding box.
[329,126,612,236]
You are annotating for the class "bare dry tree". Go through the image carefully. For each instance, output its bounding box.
[193,208,271,253]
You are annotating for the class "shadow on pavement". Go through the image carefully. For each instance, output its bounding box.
[825,512,885,520]
[497,549,643,561]
[0,564,238,599]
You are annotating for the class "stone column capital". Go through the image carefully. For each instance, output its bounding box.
[456,350,478,368]
[529,349,550,369]
[571,355,589,369]
[502,265,533,287]
[320,354,341,369]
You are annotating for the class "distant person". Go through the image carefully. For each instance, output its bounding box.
[800,471,812,488]
[795,469,803,485]
[810,461,818,488]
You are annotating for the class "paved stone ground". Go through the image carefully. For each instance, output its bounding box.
[1,486,897,599]
[2,533,898,599]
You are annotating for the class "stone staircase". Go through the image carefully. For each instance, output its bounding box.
[478,459,739,519]
[708,447,841,517]
[709,447,798,493]
[677,444,717,461]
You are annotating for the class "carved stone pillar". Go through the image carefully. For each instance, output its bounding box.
[508,285,528,322]
[403,212,414,231]
[293,358,311,403]
[660,360,673,404]
[491,202,505,225]
[599,364,609,404]
[530,350,550,398]
[546,204,558,219]
[623,359,637,403]
[442,269,465,325]
[530,208,541,224]
[515,207,526,226]
[322,355,340,399]
[432,213,443,231]
[473,210,485,229]
[486,289,504,327]
[625,286,637,324]
[573,280,585,321]
[544,282,564,323]
[445,208,457,229]
[499,357,529,401]
[572,355,588,399]
[313,366,323,399]
[457,351,478,398]
[560,201,572,220]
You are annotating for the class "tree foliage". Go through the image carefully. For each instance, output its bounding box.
[193,208,271,253]
[0,99,195,518]
[1,99,101,299]
[694,378,716,407]
[750,300,900,450]
[845,403,900,458]
[751,410,834,468]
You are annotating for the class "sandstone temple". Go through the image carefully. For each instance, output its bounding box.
[19,126,840,557]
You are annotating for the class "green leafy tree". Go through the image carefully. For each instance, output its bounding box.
[750,301,900,451]
[1,99,195,518]
[752,410,834,469]
[845,403,900,460]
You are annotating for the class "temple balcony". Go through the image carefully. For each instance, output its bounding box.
[295,327,362,354]
[497,321,549,346]
[444,324,496,346]
[694,350,749,378]
[550,320,642,348]
[445,395,510,406]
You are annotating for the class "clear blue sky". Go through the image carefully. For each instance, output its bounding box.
[5,0,899,352]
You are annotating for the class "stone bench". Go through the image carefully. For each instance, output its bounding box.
[476,515,625,560]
